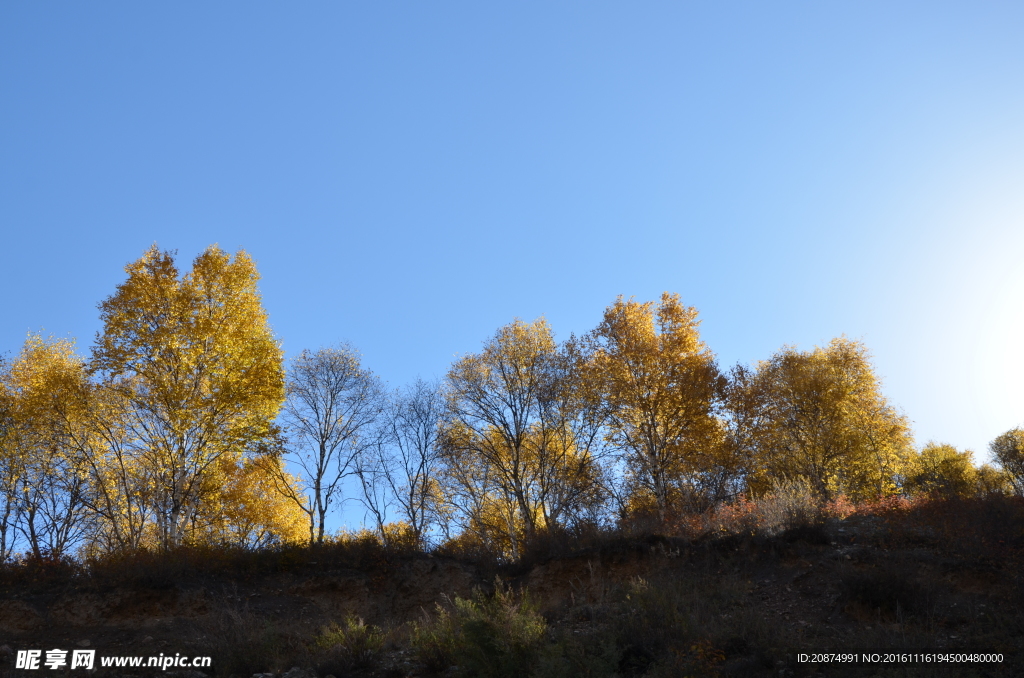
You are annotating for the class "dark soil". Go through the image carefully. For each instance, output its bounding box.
[2,497,1022,677]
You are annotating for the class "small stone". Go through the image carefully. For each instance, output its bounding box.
[281,668,316,678]
[77,639,91,647]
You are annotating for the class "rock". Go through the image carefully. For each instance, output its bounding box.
[281,667,317,678]
[77,639,91,647]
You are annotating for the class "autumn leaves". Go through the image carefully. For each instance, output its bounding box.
[428,294,916,558]
[0,245,926,562]
[0,246,304,558]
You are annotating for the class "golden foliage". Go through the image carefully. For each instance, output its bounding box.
[903,443,978,499]
[733,337,913,502]
[990,428,1024,496]
[586,293,728,518]
[90,245,286,548]
[443,318,605,558]
[190,454,308,547]
[974,463,1013,496]
[0,335,90,558]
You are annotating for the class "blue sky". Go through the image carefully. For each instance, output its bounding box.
[3,2,1024,524]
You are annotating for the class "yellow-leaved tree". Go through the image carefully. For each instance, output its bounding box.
[903,443,978,499]
[0,335,90,559]
[990,428,1024,496]
[90,245,286,549]
[585,294,729,521]
[730,337,913,501]
[181,451,308,548]
[442,318,606,559]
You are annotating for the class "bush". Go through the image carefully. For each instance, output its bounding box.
[757,478,820,534]
[701,478,822,539]
[313,614,386,674]
[410,579,547,677]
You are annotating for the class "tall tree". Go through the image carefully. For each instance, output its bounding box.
[731,337,913,501]
[280,344,384,545]
[585,293,728,521]
[442,318,605,558]
[90,245,285,548]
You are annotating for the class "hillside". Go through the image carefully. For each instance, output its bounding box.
[2,496,1022,678]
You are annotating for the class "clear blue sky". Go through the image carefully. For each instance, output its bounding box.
[3,2,1024,518]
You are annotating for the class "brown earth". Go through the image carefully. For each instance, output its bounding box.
[1,500,1022,677]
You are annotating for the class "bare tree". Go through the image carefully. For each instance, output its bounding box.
[358,379,445,547]
[280,344,384,545]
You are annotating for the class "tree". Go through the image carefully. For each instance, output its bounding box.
[65,380,155,555]
[1,335,91,559]
[903,443,978,499]
[990,428,1024,496]
[442,318,606,558]
[184,451,307,548]
[731,337,913,501]
[280,344,384,545]
[975,463,1013,496]
[90,245,285,548]
[359,379,445,547]
[585,293,728,521]
[0,355,16,562]
[2,337,87,558]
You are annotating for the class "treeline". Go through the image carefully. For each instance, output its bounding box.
[2,245,1022,562]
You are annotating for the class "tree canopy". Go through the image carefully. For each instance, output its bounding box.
[9,247,1017,563]
[728,337,913,502]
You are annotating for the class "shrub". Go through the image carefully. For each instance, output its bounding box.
[313,614,386,674]
[410,579,547,677]
[757,477,820,534]
[701,478,822,539]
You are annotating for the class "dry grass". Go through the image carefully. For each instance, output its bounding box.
[3,495,1024,677]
